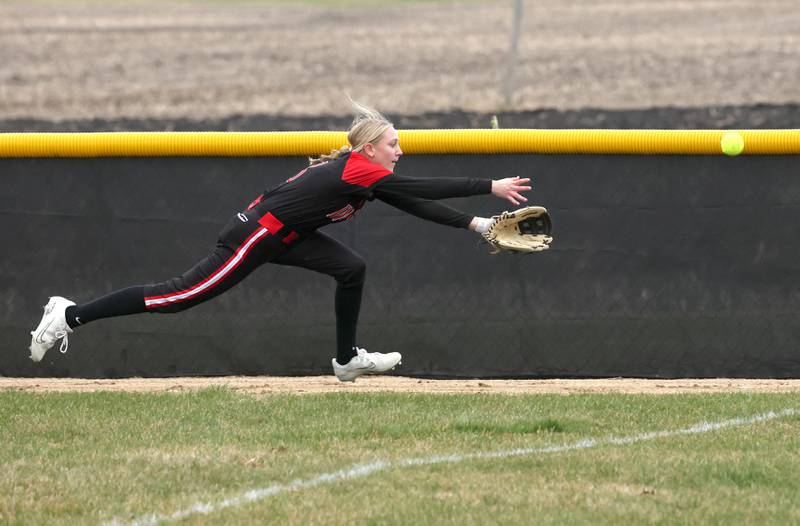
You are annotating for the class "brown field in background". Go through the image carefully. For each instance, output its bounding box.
[1,0,799,121]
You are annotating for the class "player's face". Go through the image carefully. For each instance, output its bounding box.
[370,127,403,172]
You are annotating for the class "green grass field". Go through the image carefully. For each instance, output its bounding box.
[1,389,798,525]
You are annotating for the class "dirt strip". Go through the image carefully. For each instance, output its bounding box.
[2,377,800,395]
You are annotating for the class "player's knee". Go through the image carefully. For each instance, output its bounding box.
[337,257,366,288]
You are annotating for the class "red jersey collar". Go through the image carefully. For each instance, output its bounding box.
[350,151,394,174]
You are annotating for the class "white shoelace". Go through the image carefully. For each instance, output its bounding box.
[354,347,376,364]
[56,330,69,353]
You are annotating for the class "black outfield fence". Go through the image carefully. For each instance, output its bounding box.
[2,151,799,378]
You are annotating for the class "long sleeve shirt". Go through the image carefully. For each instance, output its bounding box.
[247,151,492,234]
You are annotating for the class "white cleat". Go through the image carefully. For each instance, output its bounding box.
[29,296,75,362]
[332,347,402,383]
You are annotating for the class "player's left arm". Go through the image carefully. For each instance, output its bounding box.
[373,190,475,228]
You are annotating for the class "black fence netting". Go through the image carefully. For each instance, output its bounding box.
[2,154,799,378]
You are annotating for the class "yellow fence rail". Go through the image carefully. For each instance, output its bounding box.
[1,129,800,157]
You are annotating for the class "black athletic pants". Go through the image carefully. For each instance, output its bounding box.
[65,211,366,364]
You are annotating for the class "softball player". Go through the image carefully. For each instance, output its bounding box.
[29,102,531,382]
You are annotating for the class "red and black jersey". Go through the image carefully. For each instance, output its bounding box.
[247,151,492,234]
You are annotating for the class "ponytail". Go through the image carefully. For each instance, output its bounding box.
[309,146,351,166]
[308,98,392,166]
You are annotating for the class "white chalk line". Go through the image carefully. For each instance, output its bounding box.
[105,408,796,526]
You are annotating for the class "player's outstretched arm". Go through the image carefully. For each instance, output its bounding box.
[375,174,491,200]
[374,174,531,206]
[374,190,475,229]
[373,175,533,233]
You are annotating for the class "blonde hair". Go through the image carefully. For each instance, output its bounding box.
[309,99,393,166]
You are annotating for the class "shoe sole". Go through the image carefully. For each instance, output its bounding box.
[334,359,402,383]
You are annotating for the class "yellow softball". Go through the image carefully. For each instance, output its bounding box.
[720,132,745,156]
